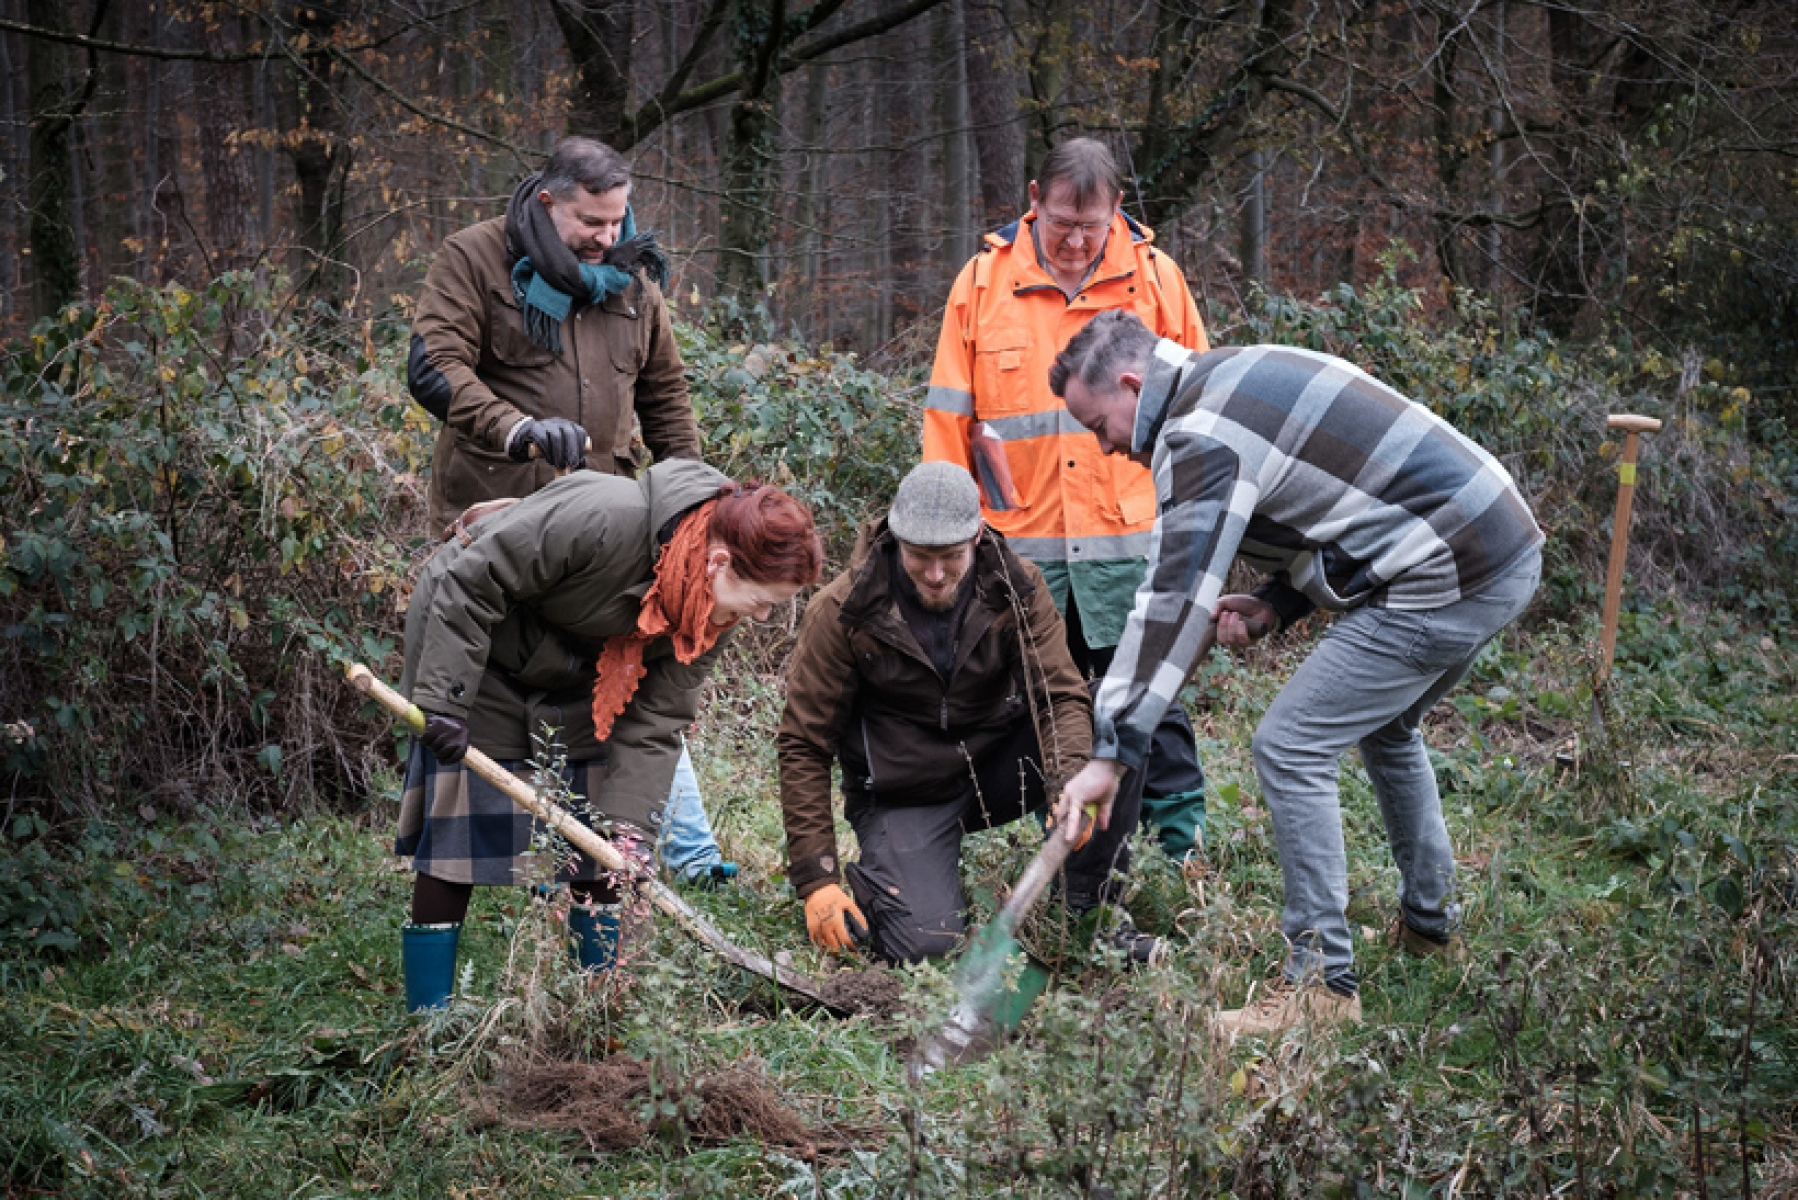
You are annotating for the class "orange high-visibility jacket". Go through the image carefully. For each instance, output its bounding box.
[922,211,1208,645]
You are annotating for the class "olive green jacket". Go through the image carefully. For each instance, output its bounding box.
[401,460,730,831]
[413,216,701,531]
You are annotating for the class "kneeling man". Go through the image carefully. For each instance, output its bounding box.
[778,462,1161,965]
[1052,312,1543,1035]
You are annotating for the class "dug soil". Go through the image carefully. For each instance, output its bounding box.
[484,1050,820,1155]
[819,967,908,1017]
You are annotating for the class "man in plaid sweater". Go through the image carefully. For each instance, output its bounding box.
[1049,311,1543,1036]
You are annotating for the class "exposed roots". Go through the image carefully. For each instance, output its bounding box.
[483,1050,820,1156]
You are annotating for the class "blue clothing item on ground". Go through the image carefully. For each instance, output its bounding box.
[1259,546,1540,994]
[658,738,727,880]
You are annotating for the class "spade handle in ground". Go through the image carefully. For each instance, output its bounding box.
[344,663,851,1015]
[1597,414,1662,685]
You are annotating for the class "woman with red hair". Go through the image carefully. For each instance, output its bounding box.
[393,459,822,1010]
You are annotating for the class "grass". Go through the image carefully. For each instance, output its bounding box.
[3,598,1796,1197]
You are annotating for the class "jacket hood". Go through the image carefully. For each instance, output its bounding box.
[639,458,733,561]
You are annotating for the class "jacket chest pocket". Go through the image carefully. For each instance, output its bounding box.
[973,340,1032,415]
[599,291,647,376]
[1103,455,1160,527]
[486,288,556,368]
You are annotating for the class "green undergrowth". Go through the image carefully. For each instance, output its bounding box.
[3,599,1795,1197]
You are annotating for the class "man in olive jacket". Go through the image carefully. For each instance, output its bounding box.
[411,137,700,533]
[777,462,1158,965]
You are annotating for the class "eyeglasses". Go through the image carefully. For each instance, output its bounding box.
[1038,211,1112,236]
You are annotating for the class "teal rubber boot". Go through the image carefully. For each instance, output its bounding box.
[567,902,621,972]
[401,922,461,1012]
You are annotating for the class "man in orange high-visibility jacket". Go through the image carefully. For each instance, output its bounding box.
[922,137,1210,860]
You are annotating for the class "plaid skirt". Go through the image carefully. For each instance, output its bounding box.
[394,739,620,886]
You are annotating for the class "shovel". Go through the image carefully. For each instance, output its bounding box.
[346,663,849,1016]
[911,804,1093,1073]
[913,621,1221,1073]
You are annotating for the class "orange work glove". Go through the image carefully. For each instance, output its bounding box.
[803,883,867,953]
[1046,798,1098,851]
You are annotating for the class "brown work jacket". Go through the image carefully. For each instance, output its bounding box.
[776,521,1092,899]
[413,217,701,530]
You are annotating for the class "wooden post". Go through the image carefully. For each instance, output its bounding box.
[1597,414,1662,685]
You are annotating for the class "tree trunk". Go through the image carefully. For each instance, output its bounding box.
[549,0,632,144]
[278,3,353,299]
[1022,0,1073,180]
[0,18,21,322]
[1242,149,1266,290]
[966,0,1024,225]
[198,20,258,271]
[25,0,81,318]
[796,59,829,336]
[936,0,975,270]
[718,0,785,305]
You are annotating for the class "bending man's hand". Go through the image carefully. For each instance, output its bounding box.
[803,883,867,953]
[1214,594,1278,647]
[1056,759,1125,845]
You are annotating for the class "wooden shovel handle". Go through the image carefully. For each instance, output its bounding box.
[344,663,850,1014]
[344,663,629,875]
[525,436,595,479]
[1597,414,1661,683]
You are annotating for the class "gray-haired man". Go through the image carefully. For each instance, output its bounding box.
[1050,311,1543,1035]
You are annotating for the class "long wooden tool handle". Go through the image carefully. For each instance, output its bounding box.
[525,435,595,479]
[346,663,630,875]
[1597,414,1663,685]
[344,663,847,1013]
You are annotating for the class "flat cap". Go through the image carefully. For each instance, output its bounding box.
[888,461,982,546]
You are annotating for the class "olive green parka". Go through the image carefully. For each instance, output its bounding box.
[401,459,730,832]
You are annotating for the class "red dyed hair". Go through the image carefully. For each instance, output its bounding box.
[708,482,824,587]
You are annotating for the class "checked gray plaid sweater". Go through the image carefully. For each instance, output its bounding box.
[1093,341,1544,768]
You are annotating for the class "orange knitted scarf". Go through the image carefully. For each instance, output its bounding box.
[590,500,734,742]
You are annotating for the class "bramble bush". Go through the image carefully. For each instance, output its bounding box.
[0,274,433,831]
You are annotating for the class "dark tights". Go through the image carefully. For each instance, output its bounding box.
[410,873,622,924]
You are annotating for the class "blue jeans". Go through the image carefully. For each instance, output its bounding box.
[658,739,725,879]
[1255,548,1541,993]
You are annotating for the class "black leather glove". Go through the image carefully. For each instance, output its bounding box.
[420,712,470,765]
[508,417,587,470]
[602,231,670,288]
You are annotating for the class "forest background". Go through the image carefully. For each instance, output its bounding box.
[2,0,1798,1195]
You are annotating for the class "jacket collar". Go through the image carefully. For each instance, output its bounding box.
[985,210,1156,297]
[639,459,732,564]
[839,521,1037,642]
